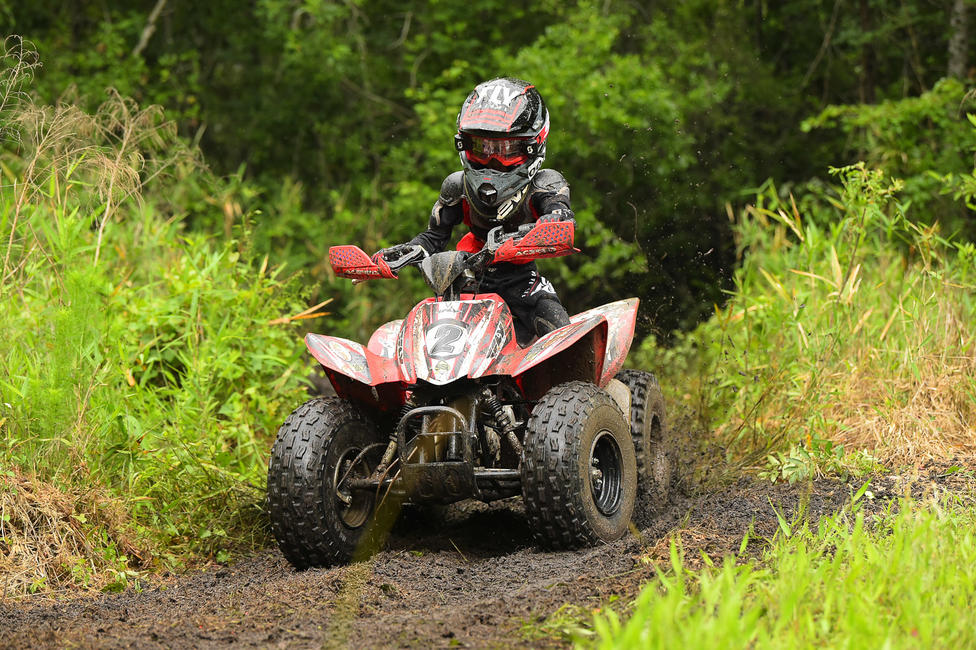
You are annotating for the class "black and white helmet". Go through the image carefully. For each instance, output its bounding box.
[454,78,549,221]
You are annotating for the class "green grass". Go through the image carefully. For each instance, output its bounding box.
[588,494,976,649]
[589,162,976,648]
[0,77,310,593]
[633,164,976,470]
[0,192,311,580]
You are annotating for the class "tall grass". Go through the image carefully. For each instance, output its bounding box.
[635,163,976,470]
[0,38,309,593]
[594,159,976,648]
[590,493,976,648]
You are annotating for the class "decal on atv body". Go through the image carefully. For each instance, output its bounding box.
[425,319,468,359]
[367,319,403,358]
[306,297,638,390]
[402,298,516,385]
[306,335,374,384]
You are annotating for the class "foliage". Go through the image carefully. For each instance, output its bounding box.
[757,436,881,485]
[589,495,976,648]
[0,42,309,592]
[633,163,976,466]
[8,1,973,336]
[4,0,976,597]
[803,77,976,238]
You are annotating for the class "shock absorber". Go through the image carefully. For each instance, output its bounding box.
[379,395,416,468]
[482,388,522,458]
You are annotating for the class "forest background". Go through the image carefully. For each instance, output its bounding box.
[2,0,976,618]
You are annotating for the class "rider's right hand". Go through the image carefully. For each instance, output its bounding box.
[372,243,409,265]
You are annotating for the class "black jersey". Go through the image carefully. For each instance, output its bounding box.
[409,168,574,254]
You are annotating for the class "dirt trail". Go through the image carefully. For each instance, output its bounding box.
[1,466,967,649]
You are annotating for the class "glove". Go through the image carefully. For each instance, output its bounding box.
[538,208,575,224]
[371,243,410,264]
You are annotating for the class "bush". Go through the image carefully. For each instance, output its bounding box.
[633,163,976,468]
[0,40,310,592]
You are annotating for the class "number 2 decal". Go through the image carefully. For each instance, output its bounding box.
[426,321,467,359]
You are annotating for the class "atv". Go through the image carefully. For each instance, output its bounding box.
[267,220,671,568]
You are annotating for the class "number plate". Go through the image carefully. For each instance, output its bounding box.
[425,320,468,359]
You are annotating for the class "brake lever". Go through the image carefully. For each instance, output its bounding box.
[466,247,493,275]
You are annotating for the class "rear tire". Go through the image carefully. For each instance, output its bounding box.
[521,382,637,549]
[615,369,673,525]
[267,397,391,569]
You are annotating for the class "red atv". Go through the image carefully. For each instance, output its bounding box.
[267,221,671,568]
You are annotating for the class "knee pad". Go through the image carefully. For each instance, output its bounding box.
[533,298,570,336]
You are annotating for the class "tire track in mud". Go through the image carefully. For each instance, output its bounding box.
[1,466,969,649]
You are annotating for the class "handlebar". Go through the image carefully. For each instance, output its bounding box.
[330,221,576,282]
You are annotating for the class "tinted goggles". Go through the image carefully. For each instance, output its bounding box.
[454,133,540,167]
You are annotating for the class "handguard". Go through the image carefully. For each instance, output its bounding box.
[491,220,579,264]
[329,245,397,280]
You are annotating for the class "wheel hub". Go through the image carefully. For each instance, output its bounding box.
[333,447,375,528]
[589,430,623,516]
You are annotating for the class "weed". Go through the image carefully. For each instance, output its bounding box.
[521,603,595,645]
[758,436,882,484]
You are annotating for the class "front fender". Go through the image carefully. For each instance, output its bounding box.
[571,298,639,385]
[367,319,403,358]
[305,333,401,386]
[513,316,605,376]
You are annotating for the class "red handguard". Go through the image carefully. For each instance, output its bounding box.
[491,220,579,264]
[329,245,397,280]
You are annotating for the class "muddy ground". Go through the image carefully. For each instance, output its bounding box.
[2,463,971,649]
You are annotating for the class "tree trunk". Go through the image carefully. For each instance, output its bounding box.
[859,0,876,103]
[948,0,969,79]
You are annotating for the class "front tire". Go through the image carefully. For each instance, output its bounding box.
[267,397,390,569]
[521,382,637,549]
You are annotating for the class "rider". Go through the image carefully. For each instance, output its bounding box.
[378,77,576,345]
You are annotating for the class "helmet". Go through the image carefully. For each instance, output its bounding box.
[454,78,549,221]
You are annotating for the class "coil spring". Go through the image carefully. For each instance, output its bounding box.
[482,391,510,434]
[399,396,416,423]
[379,395,417,469]
[482,388,522,457]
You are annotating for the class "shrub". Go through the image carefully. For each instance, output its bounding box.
[0,38,310,592]
[634,163,976,467]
